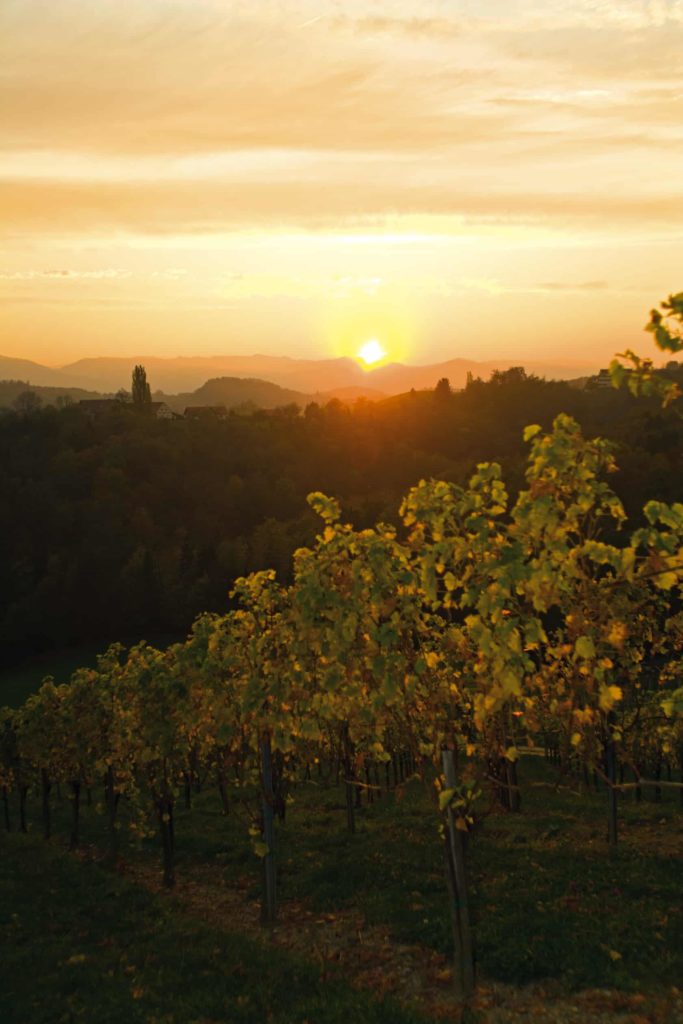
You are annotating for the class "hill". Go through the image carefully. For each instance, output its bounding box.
[0,375,385,413]
[169,377,312,413]
[0,380,111,409]
[5,352,600,396]
[0,356,97,389]
[59,355,364,395]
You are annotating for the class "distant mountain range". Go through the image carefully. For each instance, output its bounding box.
[0,352,599,399]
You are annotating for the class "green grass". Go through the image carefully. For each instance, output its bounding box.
[0,833,427,1024]
[174,757,683,991]
[268,760,683,991]
[3,754,682,1006]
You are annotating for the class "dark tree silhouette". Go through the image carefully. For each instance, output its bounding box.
[0,370,680,669]
[131,365,151,407]
[13,390,42,415]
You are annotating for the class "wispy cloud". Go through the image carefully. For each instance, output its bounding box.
[535,280,610,291]
[1,0,680,364]
[2,179,681,236]
[331,16,462,38]
[0,268,132,280]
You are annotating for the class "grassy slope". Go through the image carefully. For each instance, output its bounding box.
[243,758,683,991]
[2,755,681,1006]
[0,833,426,1024]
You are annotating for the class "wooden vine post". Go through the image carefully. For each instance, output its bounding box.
[605,711,618,852]
[260,730,277,924]
[69,779,81,850]
[159,797,175,888]
[105,765,118,859]
[41,767,51,840]
[442,747,475,1000]
[342,722,355,835]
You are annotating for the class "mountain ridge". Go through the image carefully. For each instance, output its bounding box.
[0,374,386,412]
[1,352,599,396]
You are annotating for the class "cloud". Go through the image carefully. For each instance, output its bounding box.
[5,0,678,165]
[536,280,610,291]
[331,16,462,38]
[2,178,681,237]
[0,268,132,280]
[491,21,683,82]
[1,1,682,254]
[0,3,484,158]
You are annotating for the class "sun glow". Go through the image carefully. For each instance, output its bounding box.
[357,339,386,366]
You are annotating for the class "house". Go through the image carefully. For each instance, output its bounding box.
[594,368,612,389]
[585,368,613,390]
[150,401,175,419]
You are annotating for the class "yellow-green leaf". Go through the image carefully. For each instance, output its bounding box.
[574,636,596,660]
[438,787,456,812]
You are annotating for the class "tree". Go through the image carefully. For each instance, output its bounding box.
[490,367,530,385]
[611,292,683,406]
[131,365,151,407]
[434,377,452,401]
[13,390,42,415]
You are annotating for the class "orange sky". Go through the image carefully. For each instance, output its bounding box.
[1,0,681,369]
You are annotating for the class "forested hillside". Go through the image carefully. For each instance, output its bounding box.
[1,368,681,667]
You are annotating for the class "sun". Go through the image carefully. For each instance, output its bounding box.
[357,338,386,366]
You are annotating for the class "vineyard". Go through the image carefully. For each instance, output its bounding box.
[2,410,682,1013]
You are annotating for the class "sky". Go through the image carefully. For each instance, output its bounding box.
[1,0,682,369]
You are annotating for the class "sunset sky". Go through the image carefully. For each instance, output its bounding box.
[1,0,682,369]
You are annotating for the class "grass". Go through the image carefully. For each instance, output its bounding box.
[4,753,681,1004]
[268,759,683,991]
[0,833,428,1024]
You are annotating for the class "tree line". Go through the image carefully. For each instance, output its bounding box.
[1,366,681,668]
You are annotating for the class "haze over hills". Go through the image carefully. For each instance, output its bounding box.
[0,355,97,390]
[0,373,386,413]
[169,377,318,413]
[176,379,390,411]
[0,371,389,412]
[2,352,602,397]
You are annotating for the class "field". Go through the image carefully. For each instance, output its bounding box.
[2,754,682,1023]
